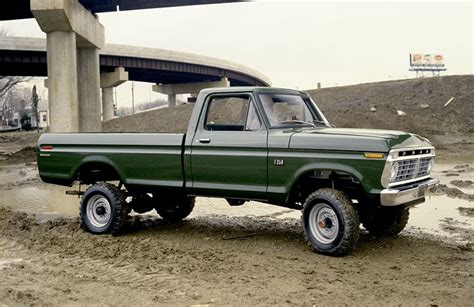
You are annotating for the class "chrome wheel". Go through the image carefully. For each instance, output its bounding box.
[86,194,112,229]
[308,202,339,245]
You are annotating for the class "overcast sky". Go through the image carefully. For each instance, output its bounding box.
[1,0,472,108]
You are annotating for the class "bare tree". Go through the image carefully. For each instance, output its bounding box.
[0,76,28,98]
[0,27,32,99]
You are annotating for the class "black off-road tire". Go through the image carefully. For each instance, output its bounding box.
[302,188,360,256]
[362,206,409,236]
[80,183,129,235]
[154,195,195,222]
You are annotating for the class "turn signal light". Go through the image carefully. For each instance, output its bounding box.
[40,145,53,151]
[364,152,384,159]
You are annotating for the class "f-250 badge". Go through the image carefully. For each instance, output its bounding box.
[274,159,284,166]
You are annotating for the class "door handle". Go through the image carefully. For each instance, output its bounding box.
[197,138,211,143]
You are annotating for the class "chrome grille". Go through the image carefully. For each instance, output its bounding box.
[394,159,418,181]
[393,157,433,183]
[417,157,433,177]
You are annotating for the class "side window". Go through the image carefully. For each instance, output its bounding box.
[205,96,250,131]
[245,102,261,131]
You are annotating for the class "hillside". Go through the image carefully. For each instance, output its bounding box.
[104,75,473,139]
[306,75,473,137]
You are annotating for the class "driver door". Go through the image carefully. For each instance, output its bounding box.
[190,93,268,200]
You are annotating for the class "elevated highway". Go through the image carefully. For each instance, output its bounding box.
[0,0,247,21]
[0,37,270,87]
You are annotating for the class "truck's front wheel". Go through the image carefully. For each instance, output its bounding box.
[361,206,409,236]
[80,183,129,235]
[154,195,195,222]
[302,188,360,256]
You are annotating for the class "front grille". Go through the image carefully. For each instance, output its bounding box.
[417,157,433,177]
[393,157,433,183]
[394,159,418,181]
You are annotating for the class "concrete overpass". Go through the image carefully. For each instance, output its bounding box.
[0,36,269,125]
[0,0,248,21]
[0,37,269,87]
[1,0,257,132]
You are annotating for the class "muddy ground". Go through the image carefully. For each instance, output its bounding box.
[1,205,473,306]
[1,75,474,305]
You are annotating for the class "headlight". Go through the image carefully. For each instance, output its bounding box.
[390,162,399,182]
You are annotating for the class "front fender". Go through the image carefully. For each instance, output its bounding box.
[284,160,383,202]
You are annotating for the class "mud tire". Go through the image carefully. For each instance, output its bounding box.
[362,206,409,236]
[302,188,360,256]
[155,195,195,222]
[80,183,128,235]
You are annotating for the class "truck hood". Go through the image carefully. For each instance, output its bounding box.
[289,128,432,152]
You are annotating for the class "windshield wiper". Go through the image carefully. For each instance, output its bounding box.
[278,120,317,128]
[313,120,330,127]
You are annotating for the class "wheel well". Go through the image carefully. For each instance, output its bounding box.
[288,169,366,206]
[75,162,121,184]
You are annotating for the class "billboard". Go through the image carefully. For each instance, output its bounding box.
[410,54,445,68]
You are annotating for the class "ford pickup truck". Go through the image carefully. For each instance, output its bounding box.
[37,87,439,255]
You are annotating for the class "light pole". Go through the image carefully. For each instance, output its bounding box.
[131,81,135,115]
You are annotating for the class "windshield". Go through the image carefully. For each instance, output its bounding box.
[258,93,329,128]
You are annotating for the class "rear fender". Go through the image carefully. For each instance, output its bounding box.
[71,155,126,183]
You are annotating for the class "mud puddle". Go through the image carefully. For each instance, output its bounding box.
[1,183,472,243]
[0,184,78,222]
[408,196,474,242]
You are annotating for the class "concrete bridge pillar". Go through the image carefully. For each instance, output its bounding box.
[101,87,115,121]
[31,0,105,132]
[168,94,177,107]
[45,31,79,132]
[100,67,128,121]
[77,47,101,131]
[153,77,230,107]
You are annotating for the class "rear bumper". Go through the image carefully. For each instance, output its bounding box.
[380,178,439,206]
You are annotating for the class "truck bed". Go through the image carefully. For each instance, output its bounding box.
[37,133,185,188]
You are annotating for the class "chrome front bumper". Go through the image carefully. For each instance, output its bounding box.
[380,178,439,206]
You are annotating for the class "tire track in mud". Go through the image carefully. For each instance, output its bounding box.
[260,209,298,218]
[0,238,177,287]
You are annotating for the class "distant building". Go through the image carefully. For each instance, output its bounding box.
[38,110,49,129]
[38,99,49,130]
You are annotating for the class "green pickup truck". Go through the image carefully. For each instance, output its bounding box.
[37,87,438,255]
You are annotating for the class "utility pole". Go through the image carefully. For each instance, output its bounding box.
[131,81,135,115]
[114,87,118,116]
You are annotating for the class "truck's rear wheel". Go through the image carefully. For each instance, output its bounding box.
[154,195,195,222]
[80,183,128,235]
[361,206,409,236]
[302,188,360,256]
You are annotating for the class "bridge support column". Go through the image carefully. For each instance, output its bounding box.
[168,94,177,107]
[153,77,230,107]
[101,87,115,121]
[77,47,101,131]
[100,67,128,121]
[46,31,79,132]
[31,0,105,132]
